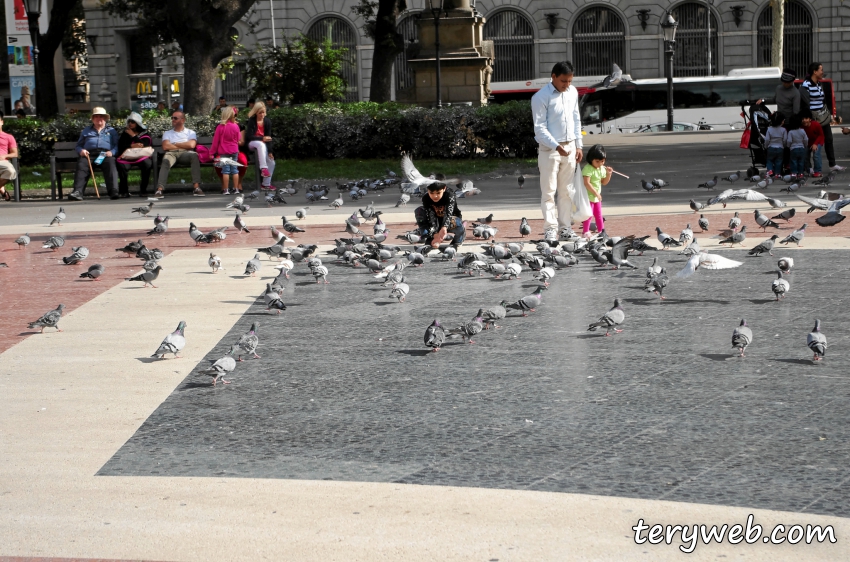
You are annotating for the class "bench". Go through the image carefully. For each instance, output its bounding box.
[152,136,263,192]
[6,157,21,201]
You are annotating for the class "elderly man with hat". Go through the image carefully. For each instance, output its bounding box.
[775,68,801,121]
[69,107,120,200]
[116,112,153,197]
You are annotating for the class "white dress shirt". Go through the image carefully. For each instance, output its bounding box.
[531,82,583,151]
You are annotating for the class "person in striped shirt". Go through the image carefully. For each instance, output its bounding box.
[800,62,845,172]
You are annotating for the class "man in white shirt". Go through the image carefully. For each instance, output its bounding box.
[155,111,204,197]
[531,61,583,242]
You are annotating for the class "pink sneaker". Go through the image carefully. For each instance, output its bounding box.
[265,185,276,191]
[261,168,271,178]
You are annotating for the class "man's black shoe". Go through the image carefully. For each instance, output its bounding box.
[68,191,83,201]
[110,194,120,200]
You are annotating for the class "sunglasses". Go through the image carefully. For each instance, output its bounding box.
[171,116,182,120]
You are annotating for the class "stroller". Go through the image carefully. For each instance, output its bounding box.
[739,100,772,176]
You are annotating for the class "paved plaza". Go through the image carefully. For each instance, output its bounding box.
[1,132,850,561]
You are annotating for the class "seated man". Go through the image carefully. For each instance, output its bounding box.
[0,112,18,201]
[69,107,119,201]
[415,182,465,249]
[154,111,203,197]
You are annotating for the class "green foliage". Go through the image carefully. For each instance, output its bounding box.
[4,102,536,166]
[351,0,381,39]
[61,0,87,66]
[240,37,348,105]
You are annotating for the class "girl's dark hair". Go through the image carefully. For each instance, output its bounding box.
[807,62,822,76]
[770,113,784,127]
[586,144,606,163]
[426,181,447,192]
[786,114,802,130]
[798,108,813,120]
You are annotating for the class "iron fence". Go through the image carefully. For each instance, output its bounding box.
[307,17,359,102]
[483,10,535,82]
[757,0,812,78]
[671,2,718,77]
[572,7,626,77]
[222,62,249,103]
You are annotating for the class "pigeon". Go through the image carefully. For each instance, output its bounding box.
[719,225,747,247]
[772,270,790,300]
[780,223,806,246]
[753,209,779,231]
[732,319,753,357]
[676,252,743,278]
[28,304,65,333]
[389,282,409,302]
[49,207,66,227]
[217,157,245,170]
[606,237,638,269]
[679,239,701,256]
[646,257,662,278]
[142,259,159,272]
[708,188,768,208]
[721,171,741,183]
[374,215,387,235]
[505,286,545,317]
[244,254,262,277]
[116,239,143,256]
[329,196,343,208]
[728,212,742,230]
[503,263,522,279]
[136,246,163,261]
[146,216,169,236]
[628,235,656,255]
[235,322,260,360]
[282,216,305,234]
[401,154,437,193]
[689,199,705,212]
[151,321,187,359]
[807,319,827,361]
[777,257,794,273]
[747,235,779,257]
[447,317,485,344]
[132,202,154,216]
[396,193,410,207]
[647,268,670,300]
[698,176,718,189]
[479,305,507,329]
[126,265,162,288]
[225,194,245,209]
[62,246,89,265]
[424,319,446,351]
[766,197,786,209]
[517,174,525,189]
[42,236,65,251]
[476,213,494,225]
[264,283,287,314]
[257,243,287,260]
[208,253,222,273]
[295,207,310,219]
[310,264,329,284]
[591,63,625,89]
[679,224,694,245]
[811,171,836,186]
[771,208,796,222]
[189,223,210,245]
[587,298,625,336]
[519,217,531,237]
[813,198,850,227]
[534,266,556,286]
[655,227,681,249]
[698,214,709,232]
[651,178,668,189]
[234,212,250,233]
[14,233,30,249]
[199,346,238,385]
[780,179,805,193]
[79,263,104,280]
[153,214,164,226]
[641,179,660,193]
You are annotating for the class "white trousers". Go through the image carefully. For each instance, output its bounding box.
[538,141,576,230]
[249,140,276,186]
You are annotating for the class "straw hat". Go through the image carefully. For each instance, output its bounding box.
[91,107,110,119]
[126,111,147,131]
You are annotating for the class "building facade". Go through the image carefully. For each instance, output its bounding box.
[82,0,850,116]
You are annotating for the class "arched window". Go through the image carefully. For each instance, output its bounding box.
[671,3,718,77]
[306,17,358,102]
[572,7,626,77]
[483,10,535,82]
[757,1,812,78]
[394,15,419,93]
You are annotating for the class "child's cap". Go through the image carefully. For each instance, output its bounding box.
[427,181,447,192]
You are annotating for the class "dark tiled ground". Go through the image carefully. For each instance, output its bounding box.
[98,248,850,517]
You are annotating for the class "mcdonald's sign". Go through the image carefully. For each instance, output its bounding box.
[136,80,152,95]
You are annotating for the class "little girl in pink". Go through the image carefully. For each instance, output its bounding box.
[581,144,614,238]
[211,106,242,194]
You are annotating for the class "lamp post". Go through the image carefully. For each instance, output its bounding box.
[428,0,445,108]
[660,11,678,132]
[24,0,41,118]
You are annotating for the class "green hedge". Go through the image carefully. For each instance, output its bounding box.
[4,102,536,166]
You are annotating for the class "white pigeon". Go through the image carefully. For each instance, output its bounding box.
[400,154,436,192]
[208,253,223,273]
[677,252,743,278]
[216,157,244,169]
[591,63,626,89]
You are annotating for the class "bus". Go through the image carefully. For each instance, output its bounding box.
[489,68,836,134]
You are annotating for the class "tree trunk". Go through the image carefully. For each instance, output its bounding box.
[35,0,79,118]
[179,39,230,115]
[771,0,784,69]
[369,0,404,102]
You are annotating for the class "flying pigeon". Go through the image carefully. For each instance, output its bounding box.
[814,198,850,227]
[208,253,222,273]
[244,254,262,277]
[14,233,30,249]
[719,225,747,247]
[747,235,779,257]
[753,209,779,231]
[151,321,187,359]
[772,270,790,300]
[27,304,65,333]
[401,154,438,193]
[676,252,742,278]
[587,297,625,336]
[49,207,66,227]
[698,214,709,231]
[424,319,446,351]
[199,346,237,385]
[126,265,162,288]
[591,63,625,89]
[62,246,89,265]
[780,223,807,246]
[732,319,753,357]
[807,319,827,361]
[235,322,260,361]
[42,236,65,251]
[79,263,104,280]
[771,207,796,222]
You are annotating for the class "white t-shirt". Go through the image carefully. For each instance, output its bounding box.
[162,128,197,145]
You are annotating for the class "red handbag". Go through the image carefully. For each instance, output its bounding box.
[739,129,751,149]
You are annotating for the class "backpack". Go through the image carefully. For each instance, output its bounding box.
[195,144,213,164]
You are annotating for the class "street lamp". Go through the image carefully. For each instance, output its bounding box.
[428,0,446,109]
[24,0,41,117]
[660,11,678,132]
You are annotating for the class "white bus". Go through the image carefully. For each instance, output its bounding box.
[489,67,837,134]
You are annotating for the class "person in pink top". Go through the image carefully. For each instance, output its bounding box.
[0,112,19,201]
[211,106,242,194]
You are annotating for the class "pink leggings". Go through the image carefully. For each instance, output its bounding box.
[582,201,605,234]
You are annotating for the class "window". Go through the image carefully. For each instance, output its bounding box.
[483,10,534,82]
[127,34,155,75]
[572,7,626,77]
[757,1,812,78]
[306,17,358,102]
[671,3,718,77]
[222,62,248,103]
[394,15,419,93]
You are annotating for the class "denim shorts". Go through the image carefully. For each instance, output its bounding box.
[220,153,239,175]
